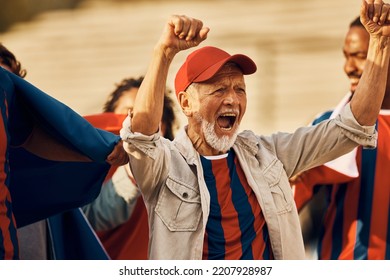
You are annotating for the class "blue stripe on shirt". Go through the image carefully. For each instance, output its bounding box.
[227,151,255,260]
[330,183,348,259]
[354,146,377,260]
[200,156,225,259]
[386,204,390,259]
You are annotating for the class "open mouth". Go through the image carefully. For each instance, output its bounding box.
[217,113,237,131]
[348,75,360,84]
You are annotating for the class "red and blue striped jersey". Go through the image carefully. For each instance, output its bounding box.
[294,112,390,260]
[0,86,18,259]
[200,150,273,260]
[0,68,121,259]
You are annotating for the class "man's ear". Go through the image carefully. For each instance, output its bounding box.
[178,91,192,117]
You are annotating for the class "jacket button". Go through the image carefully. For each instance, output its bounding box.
[183,192,189,199]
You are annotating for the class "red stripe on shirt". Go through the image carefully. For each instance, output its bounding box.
[234,156,267,259]
[211,158,243,260]
[0,97,16,259]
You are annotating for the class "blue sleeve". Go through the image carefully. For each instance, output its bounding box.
[2,69,121,227]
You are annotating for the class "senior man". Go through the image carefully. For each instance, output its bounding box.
[121,0,390,259]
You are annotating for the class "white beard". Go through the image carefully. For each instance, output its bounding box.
[194,113,238,152]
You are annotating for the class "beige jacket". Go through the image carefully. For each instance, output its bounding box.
[121,104,376,260]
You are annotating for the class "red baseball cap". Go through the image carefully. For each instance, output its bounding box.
[174,46,257,96]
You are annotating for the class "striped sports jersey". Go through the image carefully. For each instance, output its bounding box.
[200,150,273,260]
[0,86,18,259]
[0,68,120,260]
[294,112,390,260]
[97,197,149,260]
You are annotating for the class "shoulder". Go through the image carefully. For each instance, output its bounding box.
[237,130,260,146]
[236,130,275,155]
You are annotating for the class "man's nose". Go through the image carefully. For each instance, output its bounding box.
[223,89,239,105]
[344,57,357,74]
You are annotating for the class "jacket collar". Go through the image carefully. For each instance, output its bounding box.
[173,126,260,163]
[173,126,199,165]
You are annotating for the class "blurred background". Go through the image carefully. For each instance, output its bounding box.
[0,0,358,135]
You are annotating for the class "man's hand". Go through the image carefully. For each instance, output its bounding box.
[361,0,390,37]
[157,15,210,57]
[130,15,209,136]
[106,141,129,166]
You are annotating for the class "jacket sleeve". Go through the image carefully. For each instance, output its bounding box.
[264,103,376,179]
[120,115,171,203]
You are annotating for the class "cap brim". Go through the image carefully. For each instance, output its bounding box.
[193,54,257,83]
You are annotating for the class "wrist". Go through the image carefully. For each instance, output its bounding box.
[153,43,177,63]
[369,35,390,52]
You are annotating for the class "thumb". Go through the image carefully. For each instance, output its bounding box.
[191,27,209,47]
[199,27,210,41]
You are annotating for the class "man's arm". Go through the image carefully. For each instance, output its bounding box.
[350,0,390,125]
[131,15,209,135]
[22,123,92,162]
[23,123,128,165]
